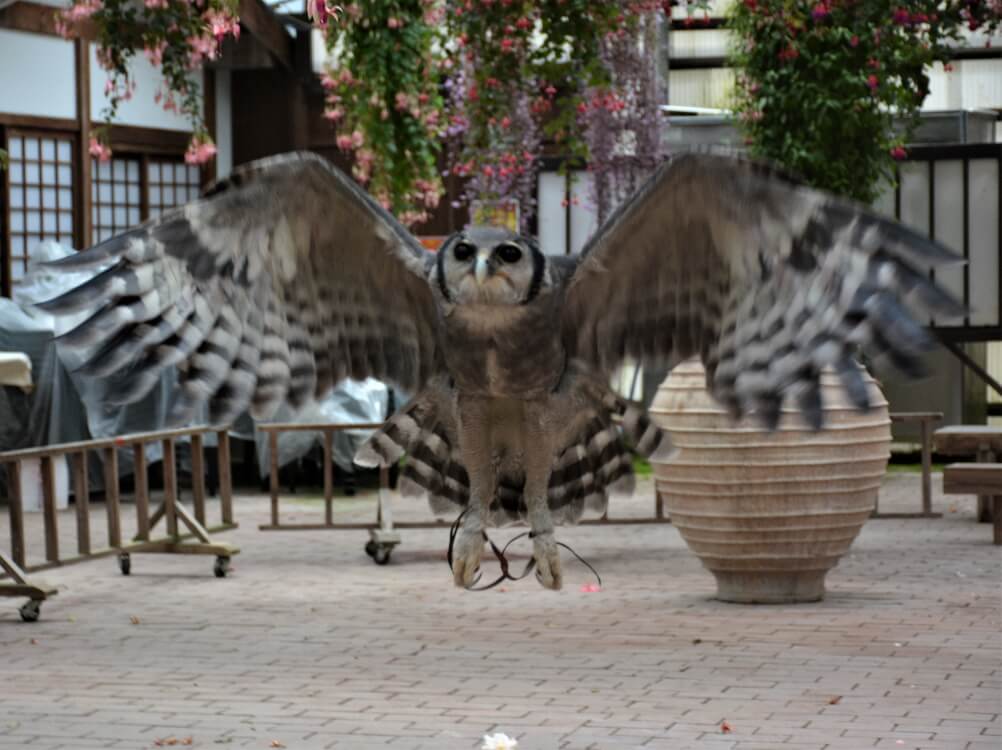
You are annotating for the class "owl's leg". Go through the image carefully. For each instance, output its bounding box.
[452,397,493,588]
[524,413,561,590]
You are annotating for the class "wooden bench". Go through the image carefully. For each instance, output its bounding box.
[942,463,1002,545]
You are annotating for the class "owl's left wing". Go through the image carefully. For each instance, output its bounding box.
[560,153,962,427]
[37,152,442,426]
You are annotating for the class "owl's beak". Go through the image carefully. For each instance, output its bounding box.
[474,250,490,285]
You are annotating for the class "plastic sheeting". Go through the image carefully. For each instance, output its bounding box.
[254,378,389,477]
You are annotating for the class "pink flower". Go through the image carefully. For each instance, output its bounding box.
[145,0,167,8]
[849,35,859,47]
[891,7,910,25]
[351,130,364,148]
[184,137,217,165]
[811,3,829,21]
[387,16,401,29]
[336,134,353,150]
[500,38,515,53]
[323,108,344,121]
[890,146,907,160]
[88,137,111,163]
[144,40,167,67]
[395,91,410,111]
[867,74,879,91]
[307,0,341,29]
[204,10,240,42]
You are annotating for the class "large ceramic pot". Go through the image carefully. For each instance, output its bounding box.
[650,360,890,603]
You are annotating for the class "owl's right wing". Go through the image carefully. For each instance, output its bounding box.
[560,153,963,427]
[39,152,442,425]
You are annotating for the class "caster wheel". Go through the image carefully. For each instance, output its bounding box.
[373,546,391,565]
[118,553,131,576]
[213,556,230,578]
[364,541,378,559]
[19,600,41,623]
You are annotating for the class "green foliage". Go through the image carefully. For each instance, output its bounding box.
[729,0,1001,203]
[320,1,446,226]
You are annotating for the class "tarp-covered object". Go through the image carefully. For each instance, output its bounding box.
[3,242,390,476]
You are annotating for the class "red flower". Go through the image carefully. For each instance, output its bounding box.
[849,35,859,47]
[892,8,910,25]
[867,74,879,91]
[890,146,907,160]
[811,3,829,21]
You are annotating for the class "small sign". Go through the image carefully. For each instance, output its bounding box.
[470,199,519,233]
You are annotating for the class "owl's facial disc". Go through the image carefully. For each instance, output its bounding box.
[439,226,540,306]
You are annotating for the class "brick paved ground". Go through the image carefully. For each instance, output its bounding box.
[1,472,999,750]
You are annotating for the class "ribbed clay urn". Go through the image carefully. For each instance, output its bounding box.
[650,360,890,603]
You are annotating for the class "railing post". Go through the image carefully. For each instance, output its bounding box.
[162,439,178,538]
[269,430,279,527]
[133,443,150,541]
[103,447,121,548]
[191,432,206,526]
[217,430,233,525]
[7,461,26,567]
[72,451,91,555]
[40,455,60,563]
[920,419,933,515]
[323,429,333,527]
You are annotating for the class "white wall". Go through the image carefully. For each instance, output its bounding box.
[0,30,76,119]
[89,46,196,132]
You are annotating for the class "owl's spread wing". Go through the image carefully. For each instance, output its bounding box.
[560,153,963,427]
[39,151,441,425]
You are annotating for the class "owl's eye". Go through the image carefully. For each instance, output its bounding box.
[453,243,475,262]
[497,244,523,264]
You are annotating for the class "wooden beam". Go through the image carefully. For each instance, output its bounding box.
[202,68,217,185]
[0,113,78,132]
[103,124,190,156]
[75,38,92,249]
[0,1,58,35]
[237,0,292,70]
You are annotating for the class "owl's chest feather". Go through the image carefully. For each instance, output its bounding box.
[443,302,565,397]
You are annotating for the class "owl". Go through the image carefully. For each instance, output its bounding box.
[41,151,961,590]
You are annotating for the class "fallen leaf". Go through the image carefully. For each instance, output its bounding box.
[270,741,286,748]
[29,639,38,645]
[213,738,234,745]
[130,615,141,625]
[182,738,194,746]
[692,638,702,645]
[828,695,842,705]
[720,720,733,734]
[67,615,76,623]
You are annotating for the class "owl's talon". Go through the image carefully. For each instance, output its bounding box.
[451,526,485,588]
[532,531,562,590]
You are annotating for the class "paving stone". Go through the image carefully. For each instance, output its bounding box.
[0,473,999,749]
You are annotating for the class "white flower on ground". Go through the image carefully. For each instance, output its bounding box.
[482,733,518,750]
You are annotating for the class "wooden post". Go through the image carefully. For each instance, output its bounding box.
[40,456,60,563]
[920,419,933,515]
[7,461,26,567]
[72,451,90,555]
[162,439,178,539]
[269,430,279,527]
[133,443,150,541]
[103,447,121,548]
[323,429,333,526]
[191,433,206,526]
[217,430,233,525]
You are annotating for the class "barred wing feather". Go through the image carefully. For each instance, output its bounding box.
[39,152,442,426]
[561,153,964,428]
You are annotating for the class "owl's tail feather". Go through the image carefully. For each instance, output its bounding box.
[353,386,672,527]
